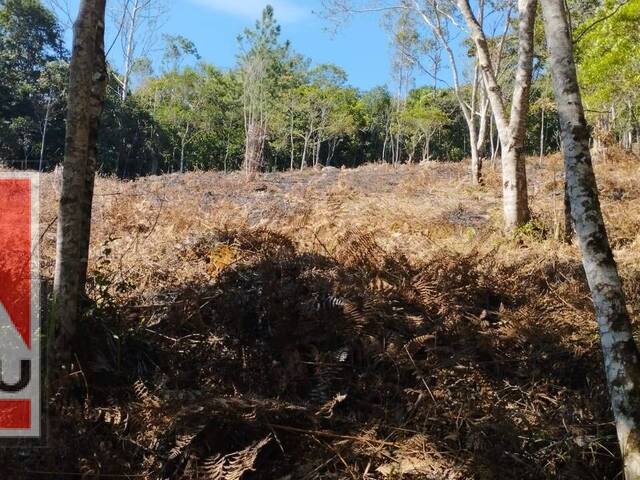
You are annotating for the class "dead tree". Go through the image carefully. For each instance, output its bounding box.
[541,0,640,476]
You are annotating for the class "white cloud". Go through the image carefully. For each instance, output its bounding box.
[189,0,309,23]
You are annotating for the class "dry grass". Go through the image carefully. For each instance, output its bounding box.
[5,148,640,479]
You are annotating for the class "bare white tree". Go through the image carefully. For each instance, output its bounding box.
[323,0,534,231]
[109,0,167,100]
[457,0,537,230]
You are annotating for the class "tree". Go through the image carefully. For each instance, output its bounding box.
[99,72,166,177]
[35,59,68,171]
[111,0,167,100]
[306,64,355,167]
[323,0,535,229]
[269,52,309,170]
[359,86,393,162]
[193,65,244,172]
[388,6,417,165]
[291,84,321,170]
[148,68,203,173]
[531,92,556,164]
[161,34,200,72]
[237,5,291,175]
[323,85,359,166]
[576,0,640,150]
[53,0,107,352]
[457,0,537,230]
[541,0,640,476]
[403,89,450,161]
[0,0,66,167]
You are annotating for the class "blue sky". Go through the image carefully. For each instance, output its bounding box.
[55,0,446,91]
[165,0,396,89]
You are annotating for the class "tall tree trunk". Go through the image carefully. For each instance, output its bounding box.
[502,0,537,227]
[563,180,574,243]
[541,0,640,476]
[489,115,495,161]
[458,0,536,230]
[244,116,262,175]
[53,0,107,353]
[469,63,482,184]
[390,132,396,165]
[39,96,52,172]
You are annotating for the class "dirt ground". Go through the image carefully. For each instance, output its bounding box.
[5,150,640,479]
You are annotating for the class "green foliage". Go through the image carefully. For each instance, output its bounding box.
[576,0,640,137]
[8,1,638,176]
[0,0,66,167]
[161,34,200,72]
[577,0,640,105]
[400,89,450,162]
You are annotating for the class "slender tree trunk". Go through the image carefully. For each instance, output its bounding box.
[542,0,640,476]
[39,96,52,172]
[223,133,230,173]
[539,107,545,165]
[489,115,495,160]
[476,98,490,158]
[382,129,388,162]
[562,179,574,243]
[289,111,295,171]
[121,0,139,101]
[244,114,262,174]
[301,129,311,170]
[469,119,482,183]
[424,134,431,162]
[390,131,396,165]
[180,123,189,173]
[315,134,322,167]
[53,0,107,353]
[469,64,483,184]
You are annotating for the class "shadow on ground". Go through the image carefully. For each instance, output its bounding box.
[3,228,621,479]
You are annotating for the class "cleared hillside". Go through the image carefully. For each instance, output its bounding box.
[10,150,640,479]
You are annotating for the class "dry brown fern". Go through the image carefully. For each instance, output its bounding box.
[202,435,272,480]
[404,334,436,356]
[133,379,162,408]
[334,229,386,271]
[315,392,347,418]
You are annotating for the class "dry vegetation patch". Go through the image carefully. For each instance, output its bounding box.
[7,152,640,479]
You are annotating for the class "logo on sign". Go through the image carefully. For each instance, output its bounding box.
[0,173,40,438]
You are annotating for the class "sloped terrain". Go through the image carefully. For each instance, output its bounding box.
[4,151,640,479]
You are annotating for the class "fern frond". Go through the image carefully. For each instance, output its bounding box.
[404,334,436,355]
[204,435,272,480]
[133,379,161,408]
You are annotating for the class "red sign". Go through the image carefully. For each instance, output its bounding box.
[0,173,40,438]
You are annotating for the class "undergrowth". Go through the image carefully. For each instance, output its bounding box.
[4,151,640,479]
